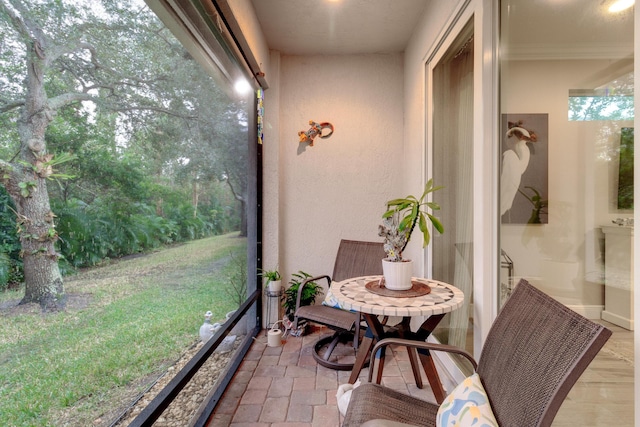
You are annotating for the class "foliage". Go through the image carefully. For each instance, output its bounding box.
[259,267,281,282]
[379,179,444,261]
[0,0,249,305]
[617,127,634,210]
[283,271,323,320]
[0,187,22,288]
[0,234,245,426]
[223,249,248,307]
[569,95,634,121]
[518,186,548,224]
[0,252,10,290]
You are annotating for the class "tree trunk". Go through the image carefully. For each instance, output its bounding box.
[192,180,199,218]
[11,33,66,311]
[19,180,65,310]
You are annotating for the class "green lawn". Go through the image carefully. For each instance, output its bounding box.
[0,233,246,427]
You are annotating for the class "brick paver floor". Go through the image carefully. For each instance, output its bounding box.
[209,326,437,427]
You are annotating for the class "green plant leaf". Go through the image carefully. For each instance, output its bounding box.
[382,209,396,219]
[426,201,441,211]
[399,215,412,231]
[379,180,445,259]
[428,214,444,234]
[418,213,431,247]
[386,198,408,207]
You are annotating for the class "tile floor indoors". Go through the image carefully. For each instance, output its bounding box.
[208,321,634,427]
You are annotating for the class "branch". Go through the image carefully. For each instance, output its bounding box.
[110,105,198,120]
[0,0,31,41]
[0,99,25,113]
[223,172,245,203]
[47,92,96,110]
[2,0,52,63]
[51,40,109,74]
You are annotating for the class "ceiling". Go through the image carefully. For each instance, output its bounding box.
[250,0,634,58]
[501,0,634,60]
[250,0,429,55]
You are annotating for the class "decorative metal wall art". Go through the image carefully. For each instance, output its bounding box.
[298,120,334,146]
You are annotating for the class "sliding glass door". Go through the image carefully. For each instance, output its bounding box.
[499,1,634,424]
[431,18,475,355]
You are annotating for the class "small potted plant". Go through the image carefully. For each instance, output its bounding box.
[378,179,444,290]
[259,267,282,293]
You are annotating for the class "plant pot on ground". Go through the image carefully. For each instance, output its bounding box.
[378,179,444,290]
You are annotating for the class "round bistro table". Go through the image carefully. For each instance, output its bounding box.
[330,275,464,403]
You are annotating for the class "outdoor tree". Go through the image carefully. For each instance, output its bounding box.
[0,0,217,310]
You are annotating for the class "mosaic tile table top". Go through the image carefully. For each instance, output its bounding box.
[330,275,464,317]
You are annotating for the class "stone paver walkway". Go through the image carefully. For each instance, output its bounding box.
[209,326,437,426]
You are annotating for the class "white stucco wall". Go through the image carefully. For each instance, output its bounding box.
[271,53,404,291]
[262,52,281,281]
[260,0,464,308]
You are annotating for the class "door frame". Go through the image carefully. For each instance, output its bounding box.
[424,0,499,359]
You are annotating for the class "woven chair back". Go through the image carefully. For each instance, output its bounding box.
[331,240,385,282]
[477,279,612,427]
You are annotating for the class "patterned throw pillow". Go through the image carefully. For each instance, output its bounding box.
[436,373,498,427]
[322,289,354,311]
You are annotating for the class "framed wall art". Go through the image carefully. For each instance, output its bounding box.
[500,113,549,224]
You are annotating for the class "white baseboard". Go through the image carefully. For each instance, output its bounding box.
[565,304,603,320]
[601,310,634,330]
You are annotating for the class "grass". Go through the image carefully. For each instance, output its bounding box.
[0,233,247,427]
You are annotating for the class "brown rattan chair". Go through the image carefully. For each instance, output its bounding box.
[293,239,385,370]
[343,279,612,427]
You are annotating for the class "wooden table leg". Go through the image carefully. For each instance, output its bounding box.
[348,313,388,384]
[413,314,447,403]
[395,317,424,389]
[407,346,423,389]
[349,334,374,384]
[418,351,446,404]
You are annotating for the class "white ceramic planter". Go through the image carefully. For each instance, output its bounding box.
[382,258,413,290]
[268,279,282,293]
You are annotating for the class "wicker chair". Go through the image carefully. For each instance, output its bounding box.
[343,279,612,427]
[293,239,385,370]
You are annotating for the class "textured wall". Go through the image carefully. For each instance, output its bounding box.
[273,53,404,291]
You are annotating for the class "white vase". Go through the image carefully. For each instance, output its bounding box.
[268,279,282,293]
[382,258,413,290]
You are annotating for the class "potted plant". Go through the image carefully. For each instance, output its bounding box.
[283,271,323,335]
[378,179,444,290]
[259,267,282,292]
